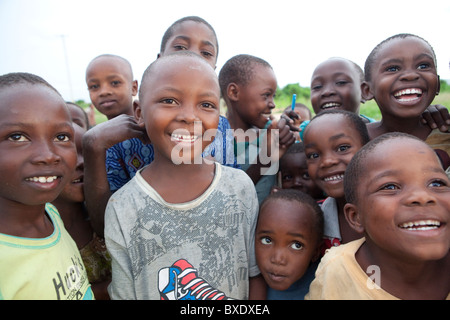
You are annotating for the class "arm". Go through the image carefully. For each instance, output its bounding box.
[245,116,296,184]
[83,114,148,237]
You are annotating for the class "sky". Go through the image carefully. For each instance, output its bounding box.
[1,0,449,102]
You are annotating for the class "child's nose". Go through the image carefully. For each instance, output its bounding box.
[31,141,62,165]
[321,83,336,97]
[176,103,200,123]
[270,248,287,266]
[399,69,420,82]
[404,185,437,207]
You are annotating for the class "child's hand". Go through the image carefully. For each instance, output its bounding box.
[421,104,450,132]
[85,114,149,151]
[266,116,296,161]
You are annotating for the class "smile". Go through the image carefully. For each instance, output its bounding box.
[25,176,58,183]
[321,102,341,109]
[171,133,199,143]
[393,88,423,102]
[323,174,344,182]
[398,220,441,231]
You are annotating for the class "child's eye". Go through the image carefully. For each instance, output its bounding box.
[282,174,293,181]
[111,81,121,86]
[386,66,400,72]
[8,133,28,142]
[302,172,311,180]
[88,84,99,91]
[201,102,217,110]
[417,63,430,70]
[380,183,399,191]
[291,242,304,251]
[336,80,349,86]
[337,144,350,152]
[174,45,188,51]
[306,152,319,160]
[201,51,213,58]
[429,179,447,188]
[55,134,71,142]
[161,98,176,105]
[260,237,272,245]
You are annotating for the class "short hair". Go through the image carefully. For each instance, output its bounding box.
[305,109,370,146]
[325,57,364,84]
[260,189,324,241]
[159,16,219,59]
[344,132,423,204]
[284,103,312,119]
[86,54,134,79]
[0,72,61,95]
[218,54,272,98]
[139,51,215,99]
[364,33,437,82]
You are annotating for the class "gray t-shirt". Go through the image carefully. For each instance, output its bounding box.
[105,163,259,300]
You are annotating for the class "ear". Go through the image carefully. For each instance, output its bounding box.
[361,81,374,102]
[436,75,441,96]
[227,83,240,102]
[131,80,138,96]
[344,203,365,234]
[133,100,144,126]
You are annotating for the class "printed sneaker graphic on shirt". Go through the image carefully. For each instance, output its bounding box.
[158,259,233,300]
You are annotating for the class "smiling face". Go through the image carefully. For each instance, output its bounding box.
[137,54,220,165]
[363,37,439,119]
[346,137,450,262]
[303,113,365,199]
[0,85,77,207]
[310,58,363,115]
[86,56,138,119]
[256,198,321,291]
[234,64,277,130]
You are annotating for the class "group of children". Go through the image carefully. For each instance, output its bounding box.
[0,15,449,300]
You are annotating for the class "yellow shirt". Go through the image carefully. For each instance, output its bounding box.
[0,204,94,300]
[305,238,450,300]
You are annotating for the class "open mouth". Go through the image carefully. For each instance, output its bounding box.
[171,133,200,143]
[25,176,58,183]
[398,220,441,231]
[321,102,341,110]
[393,88,423,102]
[323,174,344,182]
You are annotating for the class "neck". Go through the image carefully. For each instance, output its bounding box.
[376,114,431,140]
[227,106,251,131]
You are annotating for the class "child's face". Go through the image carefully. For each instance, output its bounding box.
[56,109,86,204]
[161,20,218,69]
[310,58,362,115]
[256,198,320,291]
[364,37,439,118]
[0,85,77,207]
[86,57,138,119]
[280,153,323,200]
[137,57,220,164]
[304,114,364,199]
[348,138,450,262]
[234,64,277,130]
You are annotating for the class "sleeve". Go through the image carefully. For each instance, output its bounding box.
[104,197,136,299]
[106,145,131,192]
[243,174,260,278]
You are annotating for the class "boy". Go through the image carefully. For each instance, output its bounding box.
[307,132,450,299]
[256,189,323,299]
[219,54,295,204]
[83,54,150,237]
[104,52,263,300]
[0,72,93,299]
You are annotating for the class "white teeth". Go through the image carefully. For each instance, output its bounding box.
[324,174,344,182]
[171,133,198,143]
[399,220,441,230]
[26,176,57,183]
[322,102,340,109]
[394,88,423,97]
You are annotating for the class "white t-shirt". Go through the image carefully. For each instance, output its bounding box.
[105,163,259,300]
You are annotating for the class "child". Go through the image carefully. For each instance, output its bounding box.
[0,72,94,300]
[283,103,311,142]
[219,54,296,204]
[52,102,111,300]
[307,132,450,299]
[255,189,324,300]
[277,142,325,204]
[104,52,263,300]
[302,110,370,250]
[83,54,150,237]
[362,33,449,169]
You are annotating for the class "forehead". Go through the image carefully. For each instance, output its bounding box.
[374,37,435,64]
[0,84,69,120]
[169,20,217,47]
[86,57,131,80]
[259,198,315,228]
[312,59,359,79]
